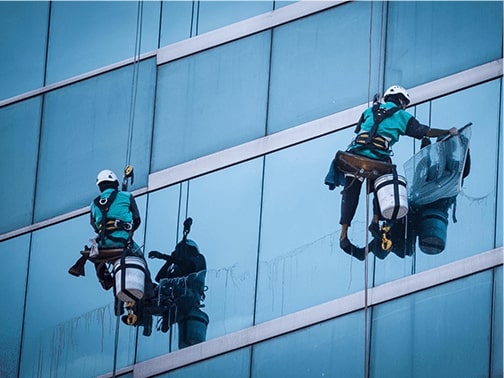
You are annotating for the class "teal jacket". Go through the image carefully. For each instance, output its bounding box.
[90,188,141,249]
[348,101,429,160]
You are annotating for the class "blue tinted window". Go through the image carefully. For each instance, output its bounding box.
[152,33,270,171]
[386,1,502,88]
[371,271,493,377]
[185,160,263,337]
[46,1,160,84]
[252,311,365,377]
[0,1,48,101]
[256,130,367,324]
[0,235,30,378]
[268,2,384,133]
[0,98,41,234]
[35,59,156,222]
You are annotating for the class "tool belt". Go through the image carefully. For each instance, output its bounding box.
[335,150,394,180]
[80,247,124,263]
[354,133,389,151]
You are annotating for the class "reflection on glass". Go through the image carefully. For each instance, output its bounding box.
[371,271,493,377]
[142,218,209,349]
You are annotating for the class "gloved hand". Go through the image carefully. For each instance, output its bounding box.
[148,250,165,259]
[448,127,458,136]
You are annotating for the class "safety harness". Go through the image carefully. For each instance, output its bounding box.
[353,101,400,156]
[93,190,133,245]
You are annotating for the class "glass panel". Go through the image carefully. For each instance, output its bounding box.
[273,1,297,10]
[415,80,501,272]
[19,213,147,377]
[159,1,194,46]
[268,2,384,133]
[252,311,365,377]
[497,112,503,247]
[197,1,273,35]
[136,184,185,361]
[0,235,30,378]
[385,1,502,89]
[138,159,263,360]
[370,271,493,378]
[152,33,270,171]
[0,1,48,101]
[155,348,251,378]
[185,159,263,337]
[35,59,156,222]
[492,266,503,378]
[256,130,369,324]
[46,1,160,84]
[0,97,41,234]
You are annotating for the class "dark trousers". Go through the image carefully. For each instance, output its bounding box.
[339,175,380,226]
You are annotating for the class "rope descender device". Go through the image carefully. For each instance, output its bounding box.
[381,224,393,252]
[125,301,138,325]
[122,165,134,191]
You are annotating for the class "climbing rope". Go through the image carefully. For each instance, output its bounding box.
[112,2,144,377]
[125,0,144,170]
[364,1,387,376]
[363,180,371,378]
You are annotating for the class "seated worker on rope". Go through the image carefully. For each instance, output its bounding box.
[69,169,154,302]
[147,218,208,348]
[325,85,458,259]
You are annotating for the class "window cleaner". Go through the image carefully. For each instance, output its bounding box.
[325,85,458,260]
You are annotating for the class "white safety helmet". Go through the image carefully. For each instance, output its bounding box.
[383,85,411,106]
[96,169,119,186]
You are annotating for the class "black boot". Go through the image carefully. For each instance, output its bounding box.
[68,255,87,277]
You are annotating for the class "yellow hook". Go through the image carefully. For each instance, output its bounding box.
[381,224,393,251]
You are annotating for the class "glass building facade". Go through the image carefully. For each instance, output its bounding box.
[0,1,502,377]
